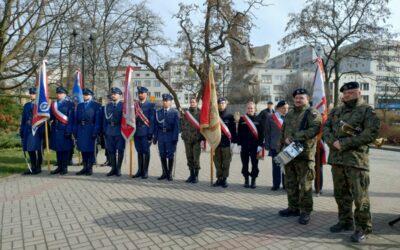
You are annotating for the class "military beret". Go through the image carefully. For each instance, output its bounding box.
[162,93,173,101]
[340,81,359,92]
[267,101,273,105]
[56,86,68,94]
[28,87,36,94]
[110,87,122,95]
[276,100,288,108]
[217,97,227,103]
[83,88,94,96]
[292,88,308,97]
[137,86,148,93]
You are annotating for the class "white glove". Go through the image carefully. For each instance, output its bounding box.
[257,146,262,153]
[230,143,236,150]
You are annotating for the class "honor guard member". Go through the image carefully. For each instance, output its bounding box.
[265,100,289,190]
[180,96,203,183]
[279,88,322,225]
[323,82,380,243]
[153,93,180,181]
[103,87,125,177]
[100,94,112,166]
[49,86,75,175]
[132,86,155,179]
[213,97,236,188]
[20,87,44,175]
[74,88,102,176]
[237,101,264,189]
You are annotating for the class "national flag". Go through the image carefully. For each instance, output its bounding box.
[72,70,84,104]
[199,65,221,149]
[121,66,136,140]
[32,60,50,135]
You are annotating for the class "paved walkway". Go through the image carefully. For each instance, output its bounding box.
[0,143,399,250]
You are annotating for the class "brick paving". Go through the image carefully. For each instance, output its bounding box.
[0,142,399,250]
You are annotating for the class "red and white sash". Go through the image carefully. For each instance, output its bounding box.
[271,113,283,130]
[184,110,200,130]
[135,101,150,127]
[220,117,232,140]
[51,101,68,124]
[243,114,258,139]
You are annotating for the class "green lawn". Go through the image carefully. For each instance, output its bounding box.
[0,148,57,177]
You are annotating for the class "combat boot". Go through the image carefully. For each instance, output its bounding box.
[106,154,116,176]
[350,230,368,243]
[33,158,42,175]
[213,178,222,187]
[76,162,87,175]
[221,178,228,188]
[298,212,311,225]
[330,223,354,233]
[279,208,300,217]
[132,154,143,178]
[243,176,249,188]
[85,163,93,176]
[250,177,256,189]
[186,169,194,183]
[192,169,199,183]
[167,158,174,181]
[115,153,123,176]
[142,154,150,179]
[158,158,167,180]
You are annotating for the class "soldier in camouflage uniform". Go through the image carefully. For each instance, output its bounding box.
[279,88,322,225]
[181,97,203,183]
[323,81,380,243]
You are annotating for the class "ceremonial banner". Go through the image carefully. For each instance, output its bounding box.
[32,60,50,135]
[121,66,136,140]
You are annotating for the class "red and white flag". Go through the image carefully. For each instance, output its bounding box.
[32,60,50,135]
[121,66,136,140]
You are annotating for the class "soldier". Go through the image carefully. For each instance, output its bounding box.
[237,101,264,189]
[180,96,203,184]
[49,86,75,175]
[279,88,322,225]
[20,87,44,175]
[103,87,125,177]
[323,81,380,243]
[132,86,155,179]
[153,93,180,181]
[265,100,289,190]
[100,94,112,166]
[74,88,102,176]
[213,97,236,188]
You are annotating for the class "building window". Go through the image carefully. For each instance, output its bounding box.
[144,80,151,87]
[155,92,161,98]
[362,95,369,104]
[136,73,140,77]
[145,73,150,77]
[134,80,141,86]
[361,83,369,91]
[273,85,283,91]
[154,81,161,87]
[261,75,272,83]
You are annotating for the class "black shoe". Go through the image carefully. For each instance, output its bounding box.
[76,163,87,176]
[279,208,300,217]
[186,169,194,183]
[243,177,249,188]
[132,154,143,178]
[60,164,68,175]
[142,154,150,179]
[350,230,368,243]
[22,169,33,175]
[213,178,221,187]
[298,212,311,225]
[250,177,256,189]
[191,169,199,183]
[158,158,167,180]
[330,223,354,233]
[106,154,116,176]
[85,164,93,176]
[32,166,42,175]
[50,166,62,175]
[167,158,174,181]
[101,161,109,166]
[271,187,279,191]
[221,178,228,188]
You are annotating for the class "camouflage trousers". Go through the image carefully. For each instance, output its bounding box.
[284,159,315,213]
[332,165,372,233]
[184,140,201,170]
[213,146,232,178]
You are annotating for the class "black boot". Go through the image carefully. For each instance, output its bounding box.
[244,176,249,188]
[158,158,168,180]
[106,154,116,176]
[116,153,123,177]
[221,178,228,188]
[76,162,87,175]
[33,156,42,175]
[85,163,93,176]
[250,177,256,189]
[186,169,194,183]
[191,169,199,183]
[142,154,150,179]
[50,162,62,175]
[60,162,68,175]
[132,154,143,178]
[167,158,174,181]
[213,178,222,187]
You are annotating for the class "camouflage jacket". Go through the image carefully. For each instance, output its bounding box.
[322,98,380,170]
[180,107,203,143]
[280,105,322,161]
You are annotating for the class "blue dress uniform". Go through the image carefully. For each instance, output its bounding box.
[50,86,75,175]
[154,94,180,181]
[74,88,102,176]
[132,86,155,179]
[20,87,44,175]
[103,87,125,176]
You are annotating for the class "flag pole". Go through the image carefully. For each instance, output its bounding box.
[210,145,214,186]
[44,121,51,173]
[129,139,133,177]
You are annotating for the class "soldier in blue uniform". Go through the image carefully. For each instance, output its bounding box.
[103,87,125,177]
[50,86,75,175]
[20,87,44,175]
[74,88,102,176]
[153,93,180,181]
[132,86,155,179]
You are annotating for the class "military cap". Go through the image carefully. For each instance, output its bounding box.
[110,87,122,95]
[137,86,148,93]
[276,100,288,108]
[162,93,173,101]
[217,97,227,104]
[340,81,360,92]
[267,101,273,105]
[56,86,68,94]
[83,88,94,96]
[292,88,308,97]
[28,87,36,94]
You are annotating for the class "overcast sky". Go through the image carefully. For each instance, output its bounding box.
[147,0,400,58]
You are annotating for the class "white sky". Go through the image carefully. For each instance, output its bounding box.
[147,0,400,58]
